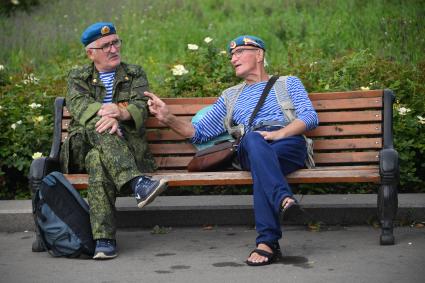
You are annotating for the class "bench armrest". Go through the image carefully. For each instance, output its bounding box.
[382,89,395,149]
[380,89,399,185]
[29,97,64,195]
[49,97,65,160]
[379,148,399,185]
[28,157,60,194]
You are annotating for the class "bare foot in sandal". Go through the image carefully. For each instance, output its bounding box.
[246,243,273,265]
[246,242,282,266]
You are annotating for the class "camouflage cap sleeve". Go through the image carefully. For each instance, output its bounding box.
[124,64,150,131]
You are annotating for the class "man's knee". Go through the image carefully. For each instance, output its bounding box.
[241,132,265,149]
[85,149,109,183]
[86,130,125,147]
[85,148,101,170]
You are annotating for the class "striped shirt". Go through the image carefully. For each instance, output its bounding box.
[192,76,318,143]
[99,71,116,104]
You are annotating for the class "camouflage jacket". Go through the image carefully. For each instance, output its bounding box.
[60,62,156,173]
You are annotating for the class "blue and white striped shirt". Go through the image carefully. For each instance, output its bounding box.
[99,71,115,104]
[191,76,318,143]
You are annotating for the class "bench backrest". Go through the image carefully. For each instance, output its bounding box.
[60,90,390,171]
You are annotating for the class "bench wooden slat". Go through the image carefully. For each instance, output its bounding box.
[312,97,382,111]
[62,110,382,131]
[143,124,382,142]
[145,116,192,128]
[142,97,384,115]
[64,165,380,189]
[63,94,382,118]
[162,97,383,114]
[307,124,381,137]
[317,111,381,123]
[149,144,196,154]
[62,125,383,143]
[308,90,382,100]
[312,138,382,150]
[162,97,218,104]
[62,124,383,143]
[147,138,382,155]
[166,104,211,115]
[314,151,379,163]
[162,91,383,102]
[145,110,382,128]
[151,168,381,185]
[152,151,379,169]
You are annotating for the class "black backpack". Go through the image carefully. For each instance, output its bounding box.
[33,171,95,257]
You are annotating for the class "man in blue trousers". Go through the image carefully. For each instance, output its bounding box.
[145,35,318,266]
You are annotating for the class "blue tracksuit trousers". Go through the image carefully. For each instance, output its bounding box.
[237,131,307,245]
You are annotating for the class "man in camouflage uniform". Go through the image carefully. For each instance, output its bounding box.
[60,22,167,259]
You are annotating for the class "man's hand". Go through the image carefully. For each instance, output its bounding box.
[144,91,195,138]
[95,116,122,136]
[98,103,131,121]
[144,91,171,123]
[257,130,286,141]
[256,119,307,141]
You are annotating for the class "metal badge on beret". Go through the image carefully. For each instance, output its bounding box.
[243,37,261,48]
[101,25,110,35]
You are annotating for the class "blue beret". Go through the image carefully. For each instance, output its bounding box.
[81,22,116,46]
[228,35,266,53]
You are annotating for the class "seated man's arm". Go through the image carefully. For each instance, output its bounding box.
[258,119,307,141]
[258,76,319,141]
[66,72,101,128]
[97,66,150,132]
[123,67,151,132]
[144,91,195,138]
[98,103,131,121]
[66,70,120,135]
[144,91,229,143]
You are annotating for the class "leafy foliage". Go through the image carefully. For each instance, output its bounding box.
[0,0,40,17]
[0,0,424,198]
[163,40,238,97]
[0,71,55,199]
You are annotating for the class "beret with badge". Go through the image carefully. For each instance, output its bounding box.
[227,35,266,54]
[81,22,116,46]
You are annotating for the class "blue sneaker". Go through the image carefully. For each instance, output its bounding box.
[93,239,117,260]
[133,176,167,208]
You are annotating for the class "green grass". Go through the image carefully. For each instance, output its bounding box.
[0,0,424,91]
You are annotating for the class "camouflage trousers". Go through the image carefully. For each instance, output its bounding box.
[63,130,147,240]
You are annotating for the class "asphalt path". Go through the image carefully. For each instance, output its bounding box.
[1,225,424,283]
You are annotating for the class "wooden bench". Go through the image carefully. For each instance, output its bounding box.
[29,89,399,245]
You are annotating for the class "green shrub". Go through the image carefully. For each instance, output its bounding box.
[0,0,424,198]
[393,103,425,191]
[162,39,238,97]
[0,0,40,17]
[0,70,55,199]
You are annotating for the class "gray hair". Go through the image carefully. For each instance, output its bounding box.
[85,41,97,51]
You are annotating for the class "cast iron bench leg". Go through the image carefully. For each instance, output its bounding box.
[378,184,398,245]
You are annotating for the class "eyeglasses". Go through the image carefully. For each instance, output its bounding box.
[90,39,122,53]
[228,48,258,59]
